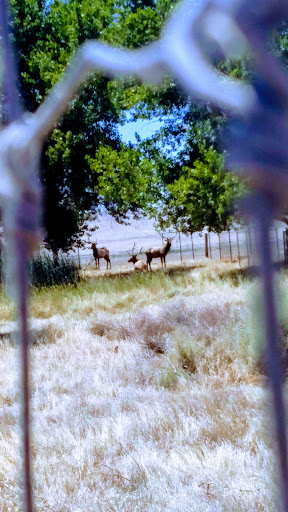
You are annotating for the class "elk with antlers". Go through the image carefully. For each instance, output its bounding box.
[91,241,111,269]
[127,244,148,271]
[145,237,174,270]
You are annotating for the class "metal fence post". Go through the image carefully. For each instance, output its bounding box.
[228,230,233,262]
[205,233,209,258]
[253,193,288,511]
[178,231,183,262]
[218,233,222,260]
[191,232,195,260]
[208,232,212,259]
[236,230,241,268]
[0,3,34,511]
[77,246,81,270]
[245,231,250,267]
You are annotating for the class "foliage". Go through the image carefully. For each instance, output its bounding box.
[10,0,283,247]
[103,0,251,233]
[30,254,79,287]
[149,144,245,233]
[87,144,157,219]
[10,0,147,254]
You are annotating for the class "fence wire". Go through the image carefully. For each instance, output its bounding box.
[70,227,288,271]
[1,0,288,511]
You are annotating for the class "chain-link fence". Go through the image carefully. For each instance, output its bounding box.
[2,0,288,511]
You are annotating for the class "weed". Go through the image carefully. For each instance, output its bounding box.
[0,259,283,511]
[31,255,79,287]
[156,369,179,388]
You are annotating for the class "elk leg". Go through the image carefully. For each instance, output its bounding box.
[146,256,151,270]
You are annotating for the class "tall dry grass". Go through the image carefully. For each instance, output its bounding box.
[0,259,286,511]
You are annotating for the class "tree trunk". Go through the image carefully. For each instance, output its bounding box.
[51,243,59,263]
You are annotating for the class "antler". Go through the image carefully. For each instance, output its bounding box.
[127,242,138,256]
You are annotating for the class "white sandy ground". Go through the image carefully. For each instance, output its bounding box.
[0,260,285,511]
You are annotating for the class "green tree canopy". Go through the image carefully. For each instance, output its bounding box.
[86,144,157,220]
[104,0,250,234]
[10,0,284,252]
[10,0,151,254]
[154,145,245,234]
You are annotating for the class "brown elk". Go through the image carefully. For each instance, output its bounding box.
[91,242,111,269]
[127,244,148,271]
[145,237,173,270]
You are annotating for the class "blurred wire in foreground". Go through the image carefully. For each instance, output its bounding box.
[1,0,288,510]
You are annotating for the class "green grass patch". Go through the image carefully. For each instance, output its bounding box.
[0,260,259,322]
[31,255,79,287]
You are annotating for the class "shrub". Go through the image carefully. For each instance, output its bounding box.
[30,255,79,287]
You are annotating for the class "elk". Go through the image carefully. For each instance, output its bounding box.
[127,244,148,271]
[91,241,111,269]
[145,237,173,270]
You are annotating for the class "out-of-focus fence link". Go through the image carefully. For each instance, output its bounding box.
[1,0,288,511]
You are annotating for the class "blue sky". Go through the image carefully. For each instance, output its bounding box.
[118,117,164,143]
[118,113,184,156]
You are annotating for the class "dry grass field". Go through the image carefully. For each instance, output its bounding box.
[0,259,287,511]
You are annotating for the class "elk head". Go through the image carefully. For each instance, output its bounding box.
[128,254,138,263]
[127,243,143,263]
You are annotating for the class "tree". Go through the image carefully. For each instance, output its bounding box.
[10,0,148,255]
[10,0,190,255]
[155,145,245,234]
[9,0,263,252]
[87,144,157,219]
[134,103,245,233]
[104,0,254,233]
[103,0,248,232]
